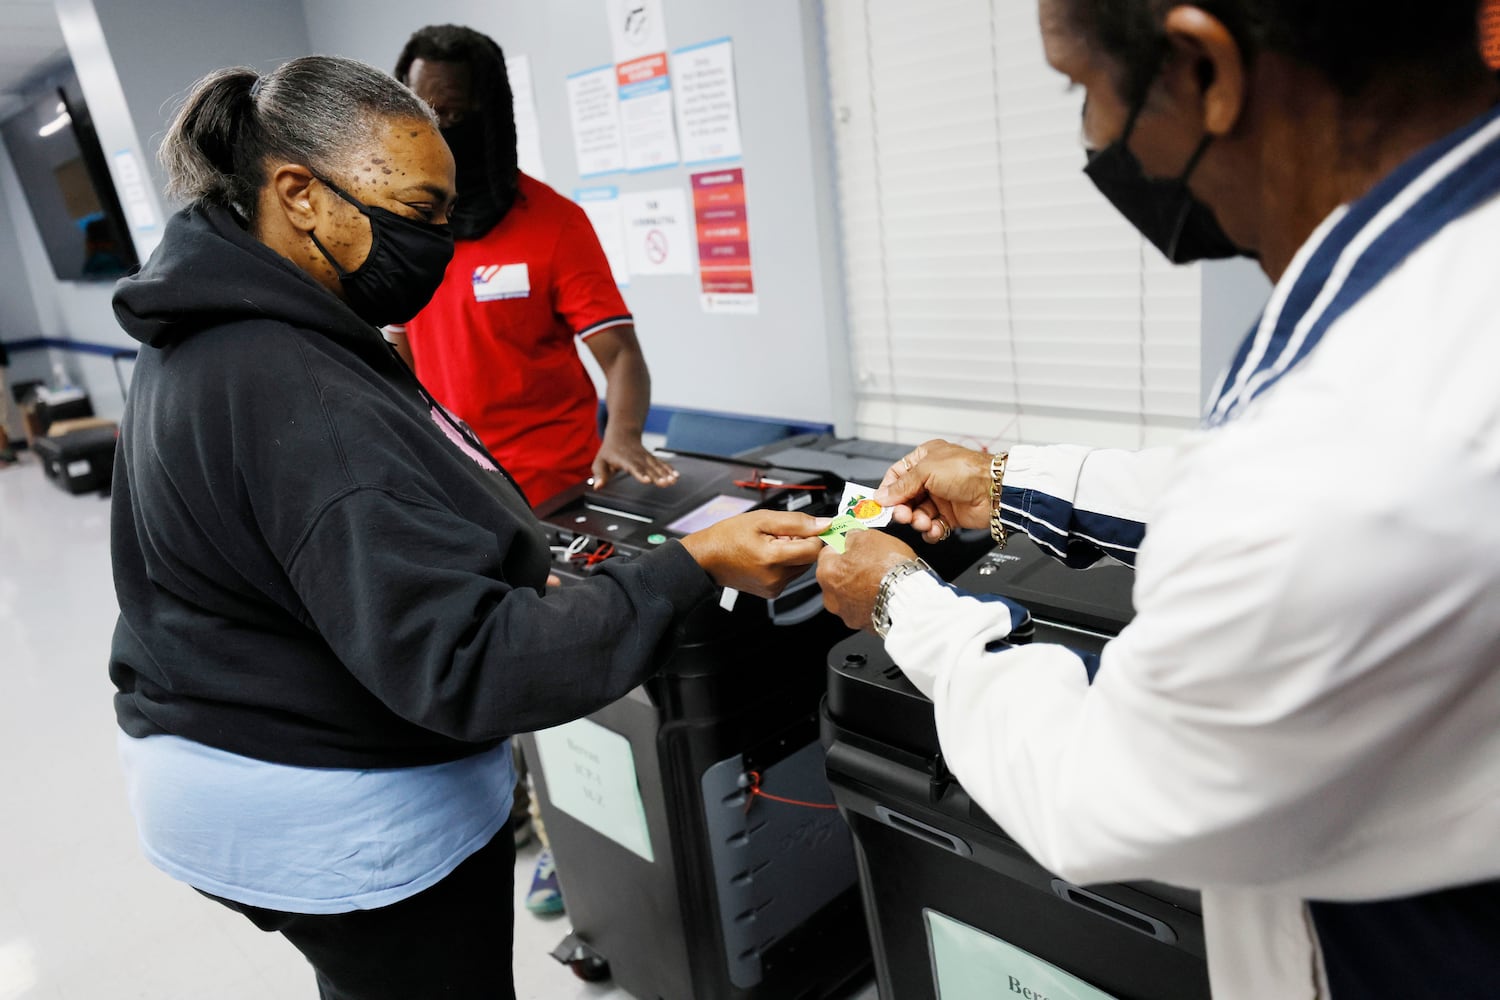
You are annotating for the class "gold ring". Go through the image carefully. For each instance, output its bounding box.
[933,516,951,541]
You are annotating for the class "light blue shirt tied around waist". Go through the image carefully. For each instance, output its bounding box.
[117,731,515,914]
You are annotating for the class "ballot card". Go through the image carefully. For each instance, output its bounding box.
[838,481,894,528]
[818,513,868,553]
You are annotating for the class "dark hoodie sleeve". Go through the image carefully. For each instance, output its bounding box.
[284,484,714,741]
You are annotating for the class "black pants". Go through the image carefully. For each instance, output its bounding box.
[202,823,517,1000]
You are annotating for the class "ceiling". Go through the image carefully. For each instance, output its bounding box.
[0,0,69,118]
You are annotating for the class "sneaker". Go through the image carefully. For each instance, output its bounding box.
[525,848,565,916]
[0,447,16,466]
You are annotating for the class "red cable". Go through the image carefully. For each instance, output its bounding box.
[571,541,616,568]
[745,771,839,811]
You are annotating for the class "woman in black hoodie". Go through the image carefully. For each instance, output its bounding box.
[109,55,828,1000]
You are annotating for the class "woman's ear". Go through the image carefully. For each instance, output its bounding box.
[270,164,320,234]
[1161,6,1248,138]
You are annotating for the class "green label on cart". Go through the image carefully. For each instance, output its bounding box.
[926,909,1121,1000]
[533,718,654,862]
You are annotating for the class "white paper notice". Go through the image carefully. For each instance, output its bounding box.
[533,718,655,862]
[617,54,680,171]
[575,186,630,286]
[605,0,669,65]
[671,38,743,165]
[505,55,547,181]
[111,149,158,230]
[566,65,626,177]
[620,188,692,276]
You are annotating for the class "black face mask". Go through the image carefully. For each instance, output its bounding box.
[441,120,507,240]
[1083,90,1249,264]
[309,175,455,327]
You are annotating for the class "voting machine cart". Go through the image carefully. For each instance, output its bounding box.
[821,538,1211,1000]
[34,422,117,495]
[520,452,879,1000]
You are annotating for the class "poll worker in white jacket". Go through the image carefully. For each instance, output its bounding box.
[818,1,1500,997]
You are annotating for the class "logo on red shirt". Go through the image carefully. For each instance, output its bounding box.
[472,263,531,302]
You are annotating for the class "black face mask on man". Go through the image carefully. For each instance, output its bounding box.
[1082,79,1249,263]
[441,120,508,240]
[308,175,455,327]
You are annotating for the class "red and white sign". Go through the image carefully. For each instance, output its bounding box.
[692,167,757,314]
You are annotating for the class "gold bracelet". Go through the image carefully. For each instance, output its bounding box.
[989,452,1009,548]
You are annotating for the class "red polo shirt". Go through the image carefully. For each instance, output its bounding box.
[399,174,631,506]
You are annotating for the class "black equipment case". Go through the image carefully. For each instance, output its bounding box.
[34,424,117,495]
[520,451,992,1000]
[822,539,1212,1000]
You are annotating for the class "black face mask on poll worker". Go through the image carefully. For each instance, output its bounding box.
[441,120,507,241]
[308,175,456,327]
[1083,76,1249,264]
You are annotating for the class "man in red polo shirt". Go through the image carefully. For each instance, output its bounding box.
[390,24,677,507]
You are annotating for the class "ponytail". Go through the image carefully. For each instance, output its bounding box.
[159,67,261,212]
[159,56,436,221]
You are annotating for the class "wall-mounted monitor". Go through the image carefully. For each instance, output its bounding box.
[1,67,139,282]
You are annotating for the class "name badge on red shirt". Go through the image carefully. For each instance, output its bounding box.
[472,263,530,302]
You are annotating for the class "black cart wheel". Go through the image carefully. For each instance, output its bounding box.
[551,932,611,983]
[567,954,611,982]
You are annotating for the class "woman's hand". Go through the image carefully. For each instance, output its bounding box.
[817,530,918,631]
[680,511,832,599]
[874,439,992,543]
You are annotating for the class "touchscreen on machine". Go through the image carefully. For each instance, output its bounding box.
[665,495,758,534]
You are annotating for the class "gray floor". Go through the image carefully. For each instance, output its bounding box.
[0,451,878,1000]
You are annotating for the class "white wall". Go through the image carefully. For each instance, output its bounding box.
[0,138,51,440]
[0,140,47,349]
[58,0,313,212]
[0,133,118,405]
[302,0,852,430]
[7,0,1260,431]
[0,0,316,419]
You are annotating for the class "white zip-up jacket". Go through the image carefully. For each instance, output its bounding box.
[883,106,1500,998]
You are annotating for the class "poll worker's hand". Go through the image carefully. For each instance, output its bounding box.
[592,433,679,490]
[817,530,918,632]
[874,439,992,544]
[681,510,831,599]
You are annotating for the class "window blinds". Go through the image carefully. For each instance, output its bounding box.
[822,0,1202,450]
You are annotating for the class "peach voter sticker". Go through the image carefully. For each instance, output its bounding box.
[838,482,894,528]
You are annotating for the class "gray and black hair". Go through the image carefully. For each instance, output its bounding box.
[1068,0,1486,109]
[159,54,436,219]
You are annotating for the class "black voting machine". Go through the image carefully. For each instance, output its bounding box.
[520,452,883,1000]
[822,537,1211,1000]
[520,437,1207,1000]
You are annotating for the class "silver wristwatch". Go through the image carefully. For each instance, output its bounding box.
[872,557,934,639]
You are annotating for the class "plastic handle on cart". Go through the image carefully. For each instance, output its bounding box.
[767,566,824,626]
[875,805,973,857]
[1050,880,1179,944]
